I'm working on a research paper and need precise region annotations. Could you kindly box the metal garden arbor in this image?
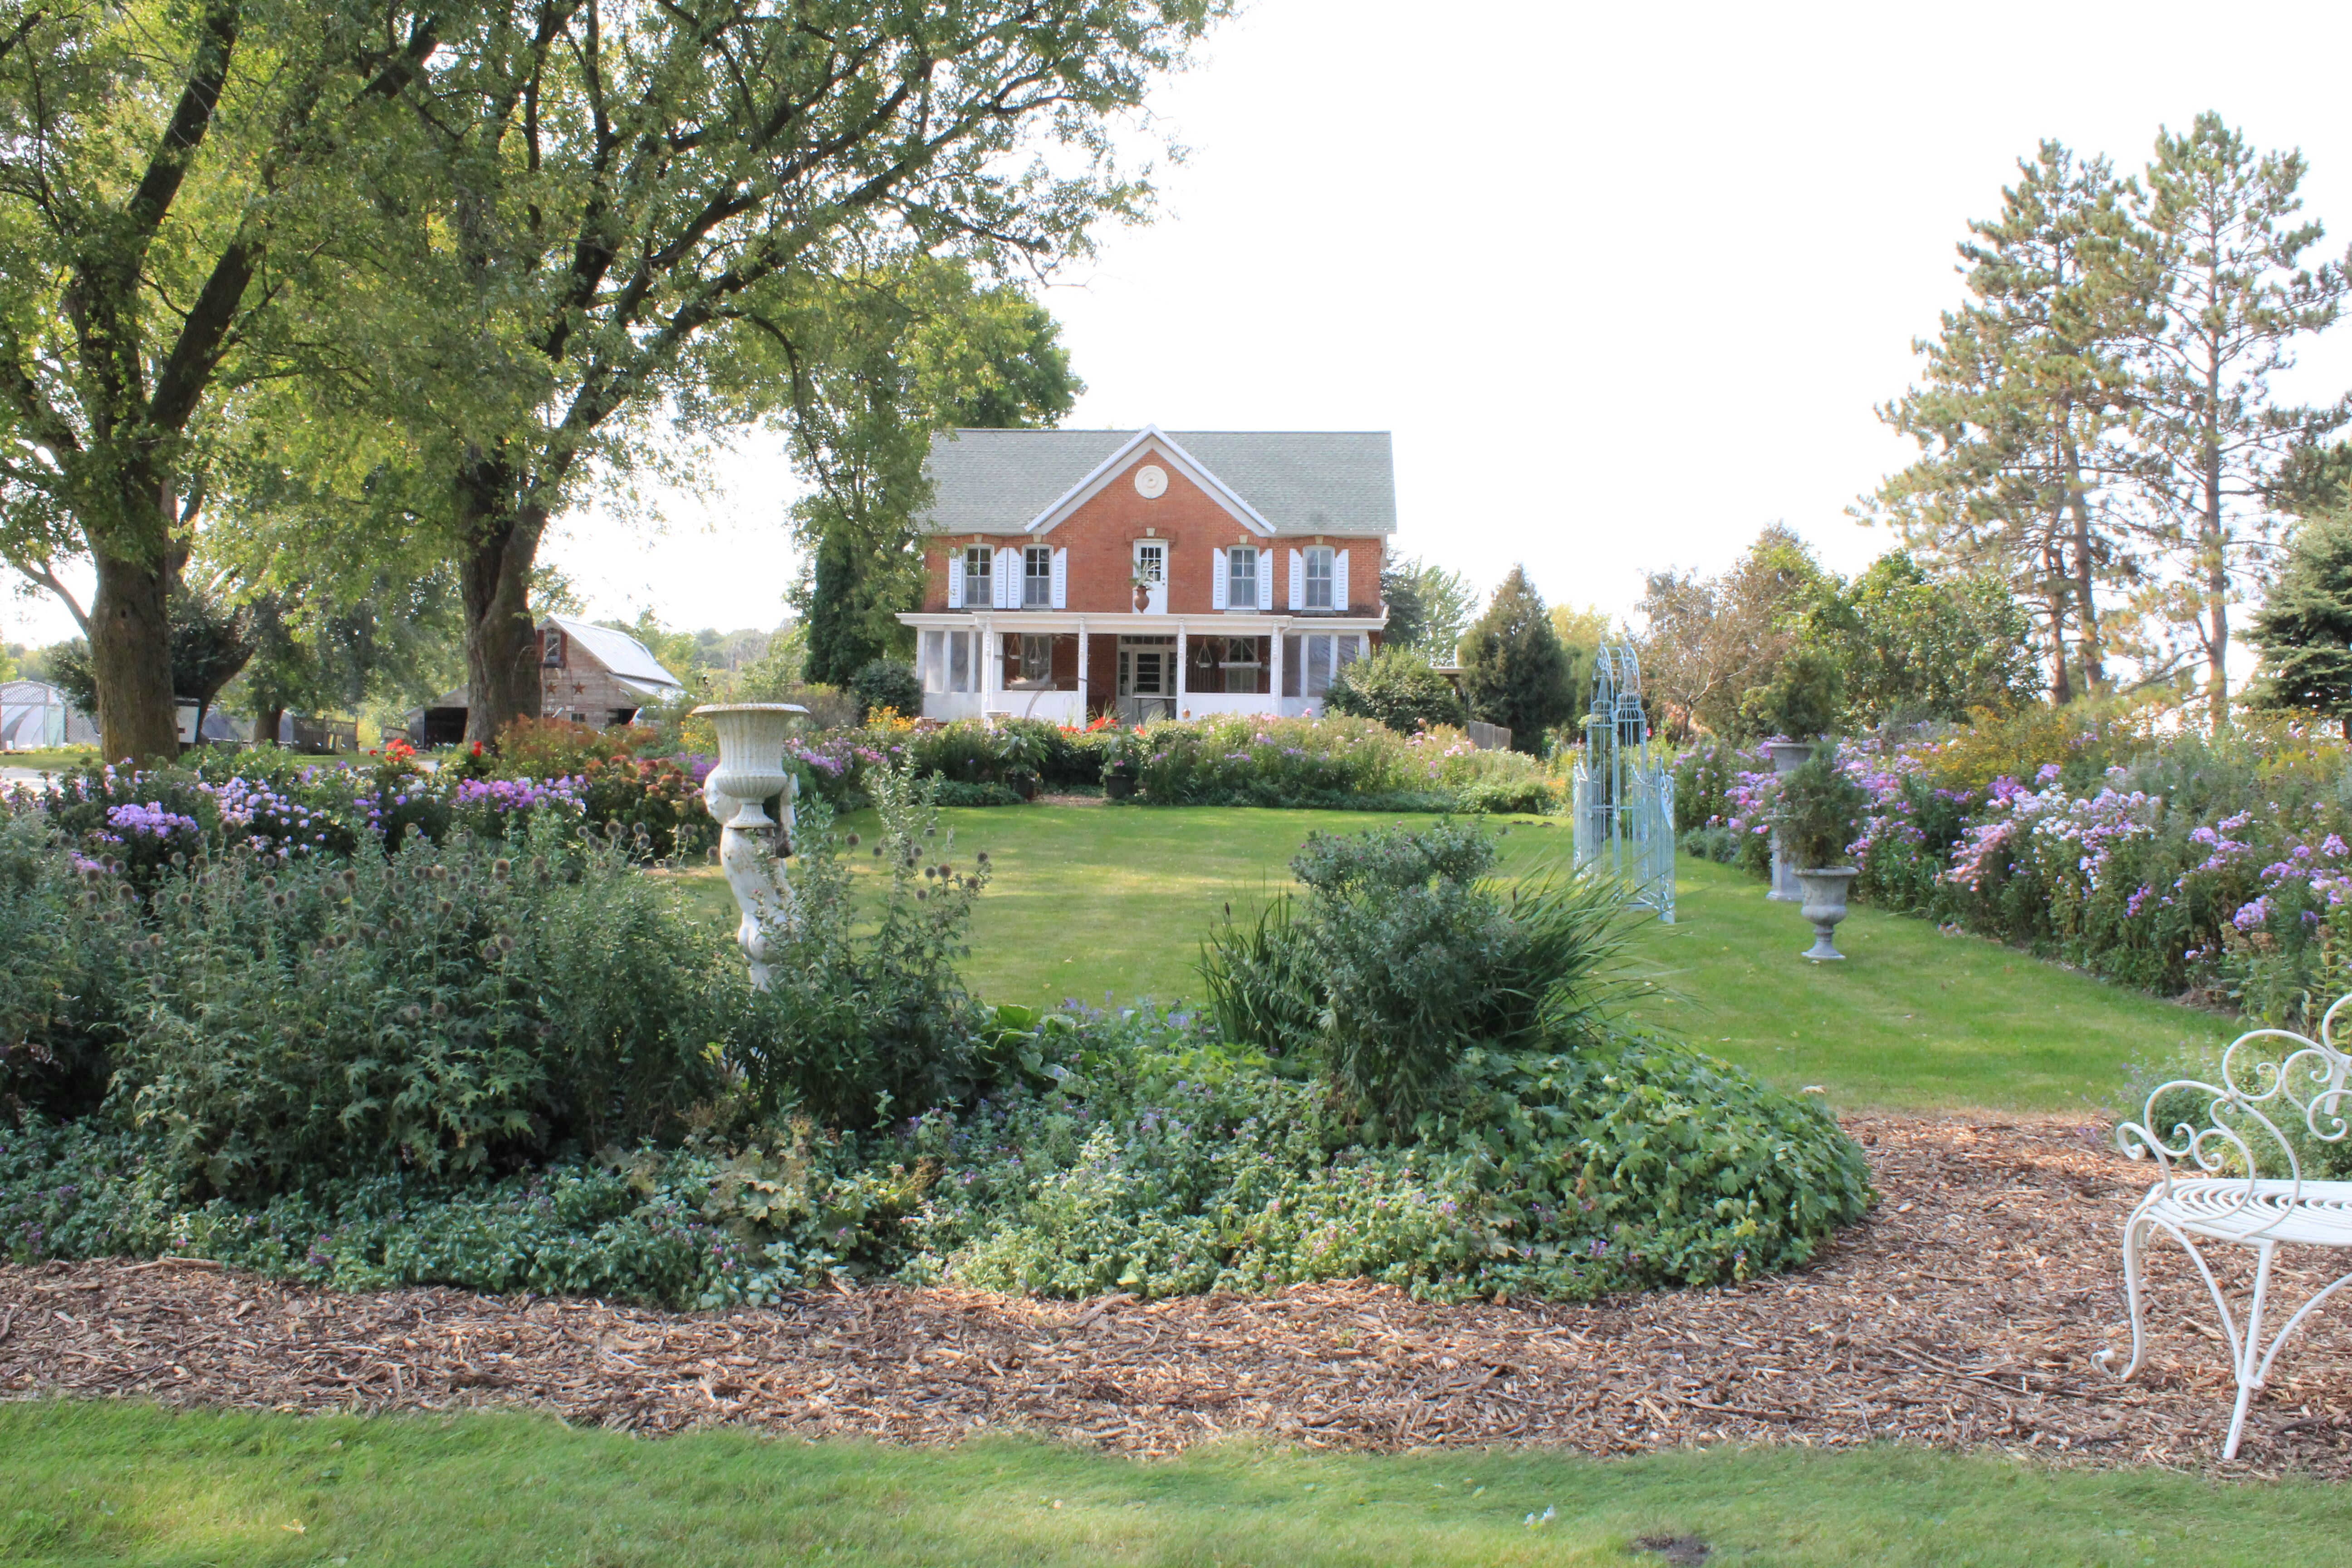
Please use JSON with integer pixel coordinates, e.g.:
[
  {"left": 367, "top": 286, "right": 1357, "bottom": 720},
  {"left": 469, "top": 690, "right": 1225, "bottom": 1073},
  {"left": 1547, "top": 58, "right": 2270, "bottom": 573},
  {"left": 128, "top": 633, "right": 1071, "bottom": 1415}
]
[{"left": 1572, "top": 644, "right": 1675, "bottom": 922}]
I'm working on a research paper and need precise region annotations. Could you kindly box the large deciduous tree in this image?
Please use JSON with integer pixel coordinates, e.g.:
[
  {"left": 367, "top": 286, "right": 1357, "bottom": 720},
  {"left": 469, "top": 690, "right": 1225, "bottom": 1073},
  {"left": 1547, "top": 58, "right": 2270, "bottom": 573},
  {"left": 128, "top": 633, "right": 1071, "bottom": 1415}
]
[
  {"left": 1635, "top": 524, "right": 1827, "bottom": 741},
  {"left": 1870, "top": 142, "right": 2144, "bottom": 705},
  {"left": 332, "top": 0, "right": 1219, "bottom": 742},
  {"left": 0, "top": 2, "right": 435, "bottom": 762},
  {"left": 2126, "top": 113, "right": 2349, "bottom": 727},
  {"left": 742, "top": 261, "right": 1080, "bottom": 687}
]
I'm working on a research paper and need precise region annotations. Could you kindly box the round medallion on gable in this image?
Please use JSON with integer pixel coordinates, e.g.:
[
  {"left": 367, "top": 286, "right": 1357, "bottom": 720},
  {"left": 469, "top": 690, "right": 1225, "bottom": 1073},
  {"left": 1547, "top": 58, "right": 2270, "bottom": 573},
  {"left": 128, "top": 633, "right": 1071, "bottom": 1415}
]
[{"left": 1133, "top": 463, "right": 1168, "bottom": 499}]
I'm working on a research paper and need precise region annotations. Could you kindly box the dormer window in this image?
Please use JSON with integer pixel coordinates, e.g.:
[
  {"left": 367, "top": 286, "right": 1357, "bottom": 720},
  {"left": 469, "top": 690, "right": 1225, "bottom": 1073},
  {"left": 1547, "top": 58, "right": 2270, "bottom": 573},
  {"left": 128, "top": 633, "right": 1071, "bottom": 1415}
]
[{"left": 1303, "top": 546, "right": 1334, "bottom": 610}]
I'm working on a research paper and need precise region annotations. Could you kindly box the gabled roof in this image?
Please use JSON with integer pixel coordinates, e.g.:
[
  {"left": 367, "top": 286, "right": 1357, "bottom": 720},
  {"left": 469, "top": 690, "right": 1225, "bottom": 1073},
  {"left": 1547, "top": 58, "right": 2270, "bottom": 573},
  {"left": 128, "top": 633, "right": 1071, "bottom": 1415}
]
[
  {"left": 545, "top": 615, "right": 683, "bottom": 691},
  {"left": 922, "top": 426, "right": 1397, "bottom": 537}
]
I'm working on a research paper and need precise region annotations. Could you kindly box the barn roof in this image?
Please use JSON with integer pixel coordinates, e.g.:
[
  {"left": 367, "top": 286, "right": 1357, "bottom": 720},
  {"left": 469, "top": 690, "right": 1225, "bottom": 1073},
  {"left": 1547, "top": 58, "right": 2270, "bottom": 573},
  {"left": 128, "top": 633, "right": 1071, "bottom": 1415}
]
[{"left": 545, "top": 616, "right": 683, "bottom": 692}]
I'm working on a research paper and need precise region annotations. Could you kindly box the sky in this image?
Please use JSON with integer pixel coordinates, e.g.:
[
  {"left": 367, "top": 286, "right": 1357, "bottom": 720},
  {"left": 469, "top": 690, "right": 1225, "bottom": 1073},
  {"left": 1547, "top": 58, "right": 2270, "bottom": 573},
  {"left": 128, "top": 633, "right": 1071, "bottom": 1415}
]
[{"left": 14, "top": 0, "right": 2352, "bottom": 649}]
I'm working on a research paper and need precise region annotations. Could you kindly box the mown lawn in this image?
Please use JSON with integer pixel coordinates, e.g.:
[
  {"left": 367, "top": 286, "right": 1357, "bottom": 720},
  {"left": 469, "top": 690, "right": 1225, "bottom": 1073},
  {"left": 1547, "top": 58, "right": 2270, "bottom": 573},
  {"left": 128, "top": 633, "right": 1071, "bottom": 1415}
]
[
  {"left": 672, "top": 804, "right": 2233, "bottom": 1114},
  {"left": 0, "top": 745, "right": 98, "bottom": 774},
  {"left": 5, "top": 1401, "right": 2347, "bottom": 1568}
]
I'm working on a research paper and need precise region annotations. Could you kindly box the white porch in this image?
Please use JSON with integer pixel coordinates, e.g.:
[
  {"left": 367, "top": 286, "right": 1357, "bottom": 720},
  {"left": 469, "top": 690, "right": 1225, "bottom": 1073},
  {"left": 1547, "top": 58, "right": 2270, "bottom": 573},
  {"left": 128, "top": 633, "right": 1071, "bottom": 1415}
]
[{"left": 904, "top": 610, "right": 1381, "bottom": 727}]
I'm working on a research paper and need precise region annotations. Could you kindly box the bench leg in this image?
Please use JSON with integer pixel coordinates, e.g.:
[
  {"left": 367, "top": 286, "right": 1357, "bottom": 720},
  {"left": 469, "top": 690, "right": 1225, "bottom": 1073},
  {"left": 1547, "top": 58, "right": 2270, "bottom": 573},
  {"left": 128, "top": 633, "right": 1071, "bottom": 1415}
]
[{"left": 2222, "top": 1241, "right": 2275, "bottom": 1462}]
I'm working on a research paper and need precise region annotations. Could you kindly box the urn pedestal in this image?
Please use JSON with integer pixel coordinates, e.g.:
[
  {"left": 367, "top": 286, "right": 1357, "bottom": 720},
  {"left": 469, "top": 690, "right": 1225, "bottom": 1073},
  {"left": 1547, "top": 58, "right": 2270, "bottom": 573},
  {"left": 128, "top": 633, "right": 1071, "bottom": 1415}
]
[
  {"left": 1794, "top": 867, "right": 1859, "bottom": 962},
  {"left": 693, "top": 702, "right": 808, "bottom": 988},
  {"left": 1764, "top": 740, "right": 1817, "bottom": 902}
]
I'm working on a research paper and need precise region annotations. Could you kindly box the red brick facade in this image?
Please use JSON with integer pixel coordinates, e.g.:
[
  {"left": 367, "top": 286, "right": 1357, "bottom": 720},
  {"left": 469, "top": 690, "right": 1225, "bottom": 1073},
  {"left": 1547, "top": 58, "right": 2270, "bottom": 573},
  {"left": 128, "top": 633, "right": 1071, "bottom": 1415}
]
[{"left": 920, "top": 452, "right": 1384, "bottom": 615}]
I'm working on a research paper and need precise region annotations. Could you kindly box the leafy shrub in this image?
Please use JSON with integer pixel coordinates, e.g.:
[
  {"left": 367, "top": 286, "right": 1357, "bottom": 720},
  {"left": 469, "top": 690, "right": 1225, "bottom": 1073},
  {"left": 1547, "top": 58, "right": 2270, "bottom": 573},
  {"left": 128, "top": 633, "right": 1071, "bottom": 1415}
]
[
  {"left": 1133, "top": 714, "right": 1553, "bottom": 813},
  {"left": 3, "top": 1006, "right": 1872, "bottom": 1307},
  {"left": 1205, "top": 823, "right": 1645, "bottom": 1124},
  {"left": 1678, "top": 824, "right": 1741, "bottom": 864},
  {"left": 1773, "top": 751, "right": 1866, "bottom": 869},
  {"left": 0, "top": 808, "right": 128, "bottom": 1118},
  {"left": 730, "top": 760, "right": 994, "bottom": 1124},
  {"left": 850, "top": 659, "right": 923, "bottom": 721},
  {"left": 109, "top": 818, "right": 735, "bottom": 1197},
  {"left": 903, "top": 1010, "right": 1871, "bottom": 1302},
  {"left": 1323, "top": 647, "right": 1464, "bottom": 733},
  {"left": 930, "top": 779, "right": 1024, "bottom": 807}
]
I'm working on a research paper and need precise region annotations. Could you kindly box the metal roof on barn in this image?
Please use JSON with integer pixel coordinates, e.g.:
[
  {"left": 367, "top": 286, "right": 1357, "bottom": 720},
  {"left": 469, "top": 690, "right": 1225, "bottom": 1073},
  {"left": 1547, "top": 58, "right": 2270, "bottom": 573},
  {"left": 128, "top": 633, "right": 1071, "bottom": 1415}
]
[
  {"left": 544, "top": 615, "right": 684, "bottom": 695},
  {"left": 921, "top": 427, "right": 1397, "bottom": 537}
]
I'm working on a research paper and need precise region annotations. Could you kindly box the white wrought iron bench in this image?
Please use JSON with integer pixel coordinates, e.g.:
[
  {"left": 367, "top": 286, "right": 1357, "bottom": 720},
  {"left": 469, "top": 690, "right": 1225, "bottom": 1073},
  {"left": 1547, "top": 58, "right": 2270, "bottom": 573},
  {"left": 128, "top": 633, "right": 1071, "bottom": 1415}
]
[{"left": 2097, "top": 997, "right": 2352, "bottom": 1458}]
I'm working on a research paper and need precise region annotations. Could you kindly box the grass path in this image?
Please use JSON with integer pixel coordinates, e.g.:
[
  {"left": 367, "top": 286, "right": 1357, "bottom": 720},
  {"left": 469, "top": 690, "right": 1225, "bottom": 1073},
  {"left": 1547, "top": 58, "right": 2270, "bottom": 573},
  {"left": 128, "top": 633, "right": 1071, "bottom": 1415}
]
[
  {"left": 5, "top": 1402, "right": 2347, "bottom": 1568},
  {"left": 673, "top": 804, "right": 2233, "bottom": 1114}
]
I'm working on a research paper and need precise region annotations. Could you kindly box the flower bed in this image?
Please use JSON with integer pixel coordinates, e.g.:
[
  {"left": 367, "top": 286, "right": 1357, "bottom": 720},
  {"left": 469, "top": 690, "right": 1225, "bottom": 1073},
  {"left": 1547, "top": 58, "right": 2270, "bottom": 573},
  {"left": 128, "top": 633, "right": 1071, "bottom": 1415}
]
[{"left": 1673, "top": 707, "right": 2352, "bottom": 1024}]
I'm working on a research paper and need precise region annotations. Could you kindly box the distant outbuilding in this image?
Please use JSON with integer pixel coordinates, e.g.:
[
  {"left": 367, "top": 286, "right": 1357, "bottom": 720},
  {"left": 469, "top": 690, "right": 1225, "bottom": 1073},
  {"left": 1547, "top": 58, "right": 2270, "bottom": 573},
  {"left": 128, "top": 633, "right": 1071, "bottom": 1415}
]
[{"left": 408, "top": 615, "right": 685, "bottom": 744}]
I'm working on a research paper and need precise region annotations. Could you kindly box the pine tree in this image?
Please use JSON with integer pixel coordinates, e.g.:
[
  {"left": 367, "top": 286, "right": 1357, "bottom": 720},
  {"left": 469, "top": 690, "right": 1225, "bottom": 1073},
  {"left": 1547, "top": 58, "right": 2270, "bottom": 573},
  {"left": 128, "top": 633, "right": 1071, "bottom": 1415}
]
[
  {"left": 2129, "top": 113, "right": 2350, "bottom": 726},
  {"left": 1871, "top": 142, "right": 2144, "bottom": 704},
  {"left": 1457, "top": 566, "right": 1574, "bottom": 752},
  {"left": 2248, "top": 509, "right": 2352, "bottom": 725}
]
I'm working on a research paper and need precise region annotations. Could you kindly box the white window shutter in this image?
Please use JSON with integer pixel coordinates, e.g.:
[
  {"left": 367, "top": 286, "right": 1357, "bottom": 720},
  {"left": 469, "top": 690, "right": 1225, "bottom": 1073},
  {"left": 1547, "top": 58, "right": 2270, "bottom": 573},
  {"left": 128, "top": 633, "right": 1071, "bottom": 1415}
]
[
  {"left": 1288, "top": 550, "right": 1305, "bottom": 611},
  {"left": 1212, "top": 548, "right": 1229, "bottom": 610},
  {"left": 1051, "top": 547, "right": 1068, "bottom": 609},
  {"left": 1333, "top": 549, "right": 1350, "bottom": 613},
  {"left": 1257, "top": 552, "right": 1274, "bottom": 610},
  {"left": 946, "top": 552, "right": 964, "bottom": 609},
  {"left": 995, "top": 548, "right": 1017, "bottom": 608}
]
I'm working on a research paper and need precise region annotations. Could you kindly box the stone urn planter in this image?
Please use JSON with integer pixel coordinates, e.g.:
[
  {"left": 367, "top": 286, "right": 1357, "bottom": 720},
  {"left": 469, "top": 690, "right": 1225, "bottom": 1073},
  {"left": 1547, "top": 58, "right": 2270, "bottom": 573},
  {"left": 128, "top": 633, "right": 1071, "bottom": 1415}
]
[
  {"left": 1763, "top": 740, "right": 1816, "bottom": 902},
  {"left": 1132, "top": 580, "right": 1152, "bottom": 612},
  {"left": 693, "top": 702, "right": 807, "bottom": 989},
  {"left": 1104, "top": 760, "right": 1139, "bottom": 800},
  {"left": 1794, "top": 867, "right": 1859, "bottom": 961}
]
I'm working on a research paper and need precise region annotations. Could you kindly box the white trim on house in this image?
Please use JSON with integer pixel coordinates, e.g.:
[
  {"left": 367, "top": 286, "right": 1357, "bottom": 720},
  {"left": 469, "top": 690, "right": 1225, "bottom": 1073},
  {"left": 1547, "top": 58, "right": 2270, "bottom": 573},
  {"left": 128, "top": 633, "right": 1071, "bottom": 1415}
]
[{"left": 1020, "top": 425, "right": 1277, "bottom": 539}]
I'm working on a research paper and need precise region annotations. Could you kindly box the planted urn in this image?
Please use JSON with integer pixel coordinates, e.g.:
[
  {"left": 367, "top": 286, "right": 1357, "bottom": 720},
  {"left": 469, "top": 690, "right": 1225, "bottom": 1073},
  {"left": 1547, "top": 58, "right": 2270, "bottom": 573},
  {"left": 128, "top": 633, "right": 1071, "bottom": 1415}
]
[{"left": 1770, "top": 750, "right": 1866, "bottom": 962}]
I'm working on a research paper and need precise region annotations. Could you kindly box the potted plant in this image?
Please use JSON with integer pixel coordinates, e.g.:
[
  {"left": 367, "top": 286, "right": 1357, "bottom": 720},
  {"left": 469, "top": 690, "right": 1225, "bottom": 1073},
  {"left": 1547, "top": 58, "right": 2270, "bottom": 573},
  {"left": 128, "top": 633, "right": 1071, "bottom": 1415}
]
[
  {"left": 1131, "top": 570, "right": 1154, "bottom": 612},
  {"left": 1742, "top": 650, "right": 1845, "bottom": 902},
  {"left": 1771, "top": 750, "right": 1867, "bottom": 961},
  {"left": 1102, "top": 728, "right": 1144, "bottom": 800}
]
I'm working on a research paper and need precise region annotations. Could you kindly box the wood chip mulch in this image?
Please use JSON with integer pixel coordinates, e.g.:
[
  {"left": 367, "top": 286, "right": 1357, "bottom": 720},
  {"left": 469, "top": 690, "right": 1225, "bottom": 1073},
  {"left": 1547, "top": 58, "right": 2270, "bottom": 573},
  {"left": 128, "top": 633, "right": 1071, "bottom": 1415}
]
[{"left": 6, "top": 1115, "right": 2352, "bottom": 1474}]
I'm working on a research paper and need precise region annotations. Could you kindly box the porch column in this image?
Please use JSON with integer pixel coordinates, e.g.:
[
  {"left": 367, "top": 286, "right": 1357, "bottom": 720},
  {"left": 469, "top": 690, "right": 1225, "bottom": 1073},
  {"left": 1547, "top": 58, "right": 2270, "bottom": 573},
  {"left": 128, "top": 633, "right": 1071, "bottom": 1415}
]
[
  {"left": 981, "top": 615, "right": 995, "bottom": 714},
  {"left": 1175, "top": 620, "right": 1188, "bottom": 711},
  {"left": 1077, "top": 621, "right": 1089, "bottom": 719},
  {"left": 1269, "top": 626, "right": 1285, "bottom": 711}
]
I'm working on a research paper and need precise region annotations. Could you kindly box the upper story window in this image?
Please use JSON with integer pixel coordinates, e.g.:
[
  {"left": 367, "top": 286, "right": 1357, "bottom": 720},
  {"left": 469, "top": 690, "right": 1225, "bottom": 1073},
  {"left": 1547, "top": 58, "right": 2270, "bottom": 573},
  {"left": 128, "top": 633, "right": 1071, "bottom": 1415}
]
[
  {"left": 1227, "top": 546, "right": 1259, "bottom": 610},
  {"left": 1024, "top": 546, "right": 1054, "bottom": 608},
  {"left": 1303, "top": 545, "right": 1334, "bottom": 610},
  {"left": 540, "top": 628, "right": 565, "bottom": 668},
  {"left": 961, "top": 545, "right": 991, "bottom": 606}
]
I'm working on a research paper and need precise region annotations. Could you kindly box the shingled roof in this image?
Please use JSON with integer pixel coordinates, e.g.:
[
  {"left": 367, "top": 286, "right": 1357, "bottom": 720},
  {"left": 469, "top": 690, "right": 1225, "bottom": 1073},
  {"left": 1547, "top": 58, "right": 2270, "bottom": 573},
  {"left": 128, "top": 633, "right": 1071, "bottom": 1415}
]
[{"left": 921, "top": 427, "right": 1396, "bottom": 537}]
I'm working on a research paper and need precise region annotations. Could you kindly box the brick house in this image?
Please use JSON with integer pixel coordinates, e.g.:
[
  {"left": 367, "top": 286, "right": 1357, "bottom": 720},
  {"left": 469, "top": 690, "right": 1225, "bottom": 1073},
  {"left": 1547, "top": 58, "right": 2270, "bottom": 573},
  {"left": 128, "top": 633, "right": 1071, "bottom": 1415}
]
[
  {"left": 899, "top": 426, "right": 1392, "bottom": 723},
  {"left": 409, "top": 615, "right": 684, "bottom": 744}
]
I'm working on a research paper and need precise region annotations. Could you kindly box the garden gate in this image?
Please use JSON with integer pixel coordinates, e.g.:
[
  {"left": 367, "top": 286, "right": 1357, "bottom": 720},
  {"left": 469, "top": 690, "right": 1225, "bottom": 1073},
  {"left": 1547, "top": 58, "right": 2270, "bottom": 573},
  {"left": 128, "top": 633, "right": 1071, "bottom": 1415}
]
[{"left": 1572, "top": 644, "right": 1675, "bottom": 922}]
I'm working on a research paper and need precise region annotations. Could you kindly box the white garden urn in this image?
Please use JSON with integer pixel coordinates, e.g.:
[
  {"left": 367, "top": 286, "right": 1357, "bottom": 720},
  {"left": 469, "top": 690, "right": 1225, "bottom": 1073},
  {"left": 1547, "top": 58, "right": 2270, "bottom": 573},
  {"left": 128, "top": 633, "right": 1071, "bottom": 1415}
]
[{"left": 694, "top": 702, "right": 808, "bottom": 989}]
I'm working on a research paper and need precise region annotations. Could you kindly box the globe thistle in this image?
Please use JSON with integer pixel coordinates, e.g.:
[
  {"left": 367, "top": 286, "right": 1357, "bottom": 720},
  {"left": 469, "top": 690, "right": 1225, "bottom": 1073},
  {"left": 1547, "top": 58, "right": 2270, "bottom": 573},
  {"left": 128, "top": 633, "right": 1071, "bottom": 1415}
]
[
  {"left": 492, "top": 858, "right": 512, "bottom": 881},
  {"left": 846, "top": 833, "right": 861, "bottom": 847}
]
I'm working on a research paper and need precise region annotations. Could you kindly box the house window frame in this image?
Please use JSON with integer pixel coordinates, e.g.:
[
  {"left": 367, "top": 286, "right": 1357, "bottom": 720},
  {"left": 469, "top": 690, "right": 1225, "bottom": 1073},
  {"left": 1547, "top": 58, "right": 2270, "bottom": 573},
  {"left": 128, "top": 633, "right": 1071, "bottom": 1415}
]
[
  {"left": 961, "top": 545, "right": 991, "bottom": 607},
  {"left": 1227, "top": 545, "right": 1258, "bottom": 611},
  {"left": 1023, "top": 546, "right": 1054, "bottom": 608},
  {"left": 1303, "top": 545, "right": 1334, "bottom": 611}
]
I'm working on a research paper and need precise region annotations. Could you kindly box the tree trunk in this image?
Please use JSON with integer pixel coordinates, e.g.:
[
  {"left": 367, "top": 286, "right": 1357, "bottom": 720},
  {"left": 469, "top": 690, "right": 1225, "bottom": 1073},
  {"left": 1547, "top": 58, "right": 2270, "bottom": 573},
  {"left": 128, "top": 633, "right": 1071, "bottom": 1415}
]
[
  {"left": 256, "top": 703, "right": 284, "bottom": 748},
  {"left": 88, "top": 547, "right": 182, "bottom": 765},
  {"left": 2058, "top": 428, "right": 2107, "bottom": 695},
  {"left": 457, "top": 457, "right": 545, "bottom": 745},
  {"left": 2040, "top": 524, "right": 2074, "bottom": 706}
]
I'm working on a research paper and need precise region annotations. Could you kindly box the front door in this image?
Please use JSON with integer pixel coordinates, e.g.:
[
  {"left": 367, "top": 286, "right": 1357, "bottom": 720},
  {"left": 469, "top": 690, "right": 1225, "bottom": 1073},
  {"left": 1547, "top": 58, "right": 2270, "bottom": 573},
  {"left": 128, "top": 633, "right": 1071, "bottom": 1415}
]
[
  {"left": 1132, "top": 540, "right": 1167, "bottom": 614},
  {"left": 1117, "top": 637, "right": 1176, "bottom": 723}
]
